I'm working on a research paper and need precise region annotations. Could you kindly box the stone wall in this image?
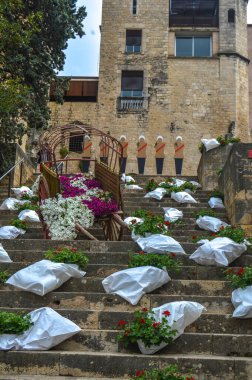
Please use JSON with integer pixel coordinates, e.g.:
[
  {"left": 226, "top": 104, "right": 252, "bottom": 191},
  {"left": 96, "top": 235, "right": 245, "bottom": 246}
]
[
  {"left": 49, "top": 0, "right": 250, "bottom": 175},
  {"left": 219, "top": 143, "right": 252, "bottom": 234}
]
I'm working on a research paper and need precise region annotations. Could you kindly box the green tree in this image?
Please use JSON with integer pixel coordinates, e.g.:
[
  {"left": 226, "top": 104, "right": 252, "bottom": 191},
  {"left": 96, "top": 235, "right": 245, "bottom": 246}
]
[{"left": 0, "top": 0, "right": 86, "bottom": 144}]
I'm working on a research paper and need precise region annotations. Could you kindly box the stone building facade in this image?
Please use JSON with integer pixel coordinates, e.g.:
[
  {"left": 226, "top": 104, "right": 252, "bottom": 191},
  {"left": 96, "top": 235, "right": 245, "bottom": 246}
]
[{"left": 49, "top": 0, "right": 250, "bottom": 175}]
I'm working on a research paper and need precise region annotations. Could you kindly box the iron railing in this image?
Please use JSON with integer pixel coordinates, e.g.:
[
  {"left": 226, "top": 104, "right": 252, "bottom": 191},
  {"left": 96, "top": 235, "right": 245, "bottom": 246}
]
[{"left": 118, "top": 97, "right": 144, "bottom": 111}]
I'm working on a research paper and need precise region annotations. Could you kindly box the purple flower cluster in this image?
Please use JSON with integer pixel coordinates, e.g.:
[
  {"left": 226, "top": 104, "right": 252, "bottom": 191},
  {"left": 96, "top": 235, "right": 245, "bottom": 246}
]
[
  {"left": 60, "top": 175, "right": 102, "bottom": 198},
  {"left": 59, "top": 174, "right": 118, "bottom": 217},
  {"left": 83, "top": 198, "right": 118, "bottom": 218}
]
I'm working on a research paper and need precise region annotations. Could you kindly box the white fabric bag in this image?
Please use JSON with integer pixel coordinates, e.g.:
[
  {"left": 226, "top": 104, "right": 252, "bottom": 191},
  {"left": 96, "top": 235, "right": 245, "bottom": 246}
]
[
  {"left": 190, "top": 237, "right": 247, "bottom": 267},
  {"left": 190, "top": 181, "right": 202, "bottom": 189},
  {"left": 124, "top": 217, "right": 143, "bottom": 227},
  {"left": 0, "top": 198, "right": 30, "bottom": 211},
  {"left": 0, "top": 307, "right": 81, "bottom": 350},
  {"left": 163, "top": 208, "right": 183, "bottom": 223},
  {"left": 125, "top": 184, "right": 143, "bottom": 190},
  {"left": 232, "top": 286, "right": 252, "bottom": 318},
  {"left": 18, "top": 210, "right": 40, "bottom": 223},
  {"left": 171, "top": 192, "right": 197, "bottom": 204},
  {"left": 0, "top": 243, "right": 12, "bottom": 262},
  {"left": 171, "top": 178, "right": 186, "bottom": 187},
  {"left": 208, "top": 197, "right": 225, "bottom": 209},
  {"left": 139, "top": 301, "right": 205, "bottom": 355},
  {"left": 0, "top": 226, "right": 26, "bottom": 239},
  {"left": 136, "top": 234, "right": 186, "bottom": 255},
  {"left": 144, "top": 188, "right": 167, "bottom": 201},
  {"left": 196, "top": 216, "right": 229, "bottom": 232},
  {"left": 102, "top": 266, "right": 170, "bottom": 305},
  {"left": 201, "top": 138, "right": 220, "bottom": 152},
  {"left": 6, "top": 260, "right": 85, "bottom": 296},
  {"left": 121, "top": 174, "right": 135, "bottom": 183},
  {"left": 11, "top": 186, "right": 33, "bottom": 198},
  {"left": 138, "top": 301, "right": 205, "bottom": 355}
]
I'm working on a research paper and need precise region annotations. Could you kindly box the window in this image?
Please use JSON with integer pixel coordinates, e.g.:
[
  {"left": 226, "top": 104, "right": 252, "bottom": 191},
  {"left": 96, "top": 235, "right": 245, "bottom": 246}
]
[
  {"left": 132, "top": 0, "right": 137, "bottom": 15},
  {"left": 170, "top": 0, "right": 219, "bottom": 27},
  {"left": 176, "top": 36, "right": 211, "bottom": 57},
  {"left": 69, "top": 135, "right": 83, "bottom": 153},
  {"left": 121, "top": 71, "right": 143, "bottom": 97},
  {"left": 126, "top": 30, "right": 142, "bottom": 53},
  {"left": 228, "top": 9, "right": 235, "bottom": 23}
]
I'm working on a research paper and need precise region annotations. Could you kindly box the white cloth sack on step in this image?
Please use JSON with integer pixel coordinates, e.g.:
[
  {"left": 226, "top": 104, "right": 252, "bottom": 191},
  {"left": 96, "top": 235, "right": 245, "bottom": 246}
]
[
  {"left": 201, "top": 138, "right": 220, "bottom": 152},
  {"left": 18, "top": 210, "right": 40, "bottom": 223},
  {"left": 102, "top": 266, "right": 170, "bottom": 305},
  {"left": 6, "top": 260, "right": 85, "bottom": 296},
  {"left": 171, "top": 192, "right": 197, "bottom": 204},
  {"left": 163, "top": 208, "right": 183, "bottom": 223},
  {"left": 138, "top": 301, "right": 205, "bottom": 355},
  {"left": 190, "top": 181, "right": 202, "bottom": 189},
  {"left": 144, "top": 188, "right": 167, "bottom": 201},
  {"left": 0, "top": 198, "right": 30, "bottom": 211},
  {"left": 0, "top": 226, "right": 25, "bottom": 239},
  {"left": 136, "top": 234, "right": 186, "bottom": 255},
  {"left": 121, "top": 174, "right": 135, "bottom": 183},
  {"left": 11, "top": 186, "right": 33, "bottom": 198},
  {"left": 0, "top": 243, "right": 12, "bottom": 262},
  {"left": 208, "top": 197, "right": 225, "bottom": 209},
  {"left": 189, "top": 237, "right": 247, "bottom": 267},
  {"left": 148, "top": 301, "right": 205, "bottom": 354},
  {"left": 125, "top": 184, "right": 143, "bottom": 190},
  {"left": 0, "top": 307, "right": 81, "bottom": 350},
  {"left": 124, "top": 217, "right": 143, "bottom": 227},
  {"left": 171, "top": 178, "right": 186, "bottom": 187},
  {"left": 232, "top": 286, "right": 252, "bottom": 318},
  {"left": 196, "top": 216, "right": 229, "bottom": 233}
]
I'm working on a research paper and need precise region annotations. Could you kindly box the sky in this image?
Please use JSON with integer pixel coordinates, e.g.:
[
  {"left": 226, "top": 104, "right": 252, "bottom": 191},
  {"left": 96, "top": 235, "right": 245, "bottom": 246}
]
[{"left": 61, "top": 0, "right": 252, "bottom": 77}]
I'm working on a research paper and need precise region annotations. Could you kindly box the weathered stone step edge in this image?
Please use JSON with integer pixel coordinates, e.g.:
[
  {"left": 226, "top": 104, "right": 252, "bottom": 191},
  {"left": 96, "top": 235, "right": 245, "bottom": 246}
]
[
  {"left": 0, "top": 292, "right": 233, "bottom": 314},
  {"left": 0, "top": 278, "right": 233, "bottom": 296},
  {"left": 0, "top": 351, "right": 251, "bottom": 379},
  {"left": 0, "top": 307, "right": 249, "bottom": 335},
  {"left": 52, "top": 330, "right": 252, "bottom": 358},
  {"left": 0, "top": 377, "right": 123, "bottom": 380},
  {"left": 0, "top": 263, "right": 230, "bottom": 281},
  {"left": 4, "top": 250, "right": 251, "bottom": 266}
]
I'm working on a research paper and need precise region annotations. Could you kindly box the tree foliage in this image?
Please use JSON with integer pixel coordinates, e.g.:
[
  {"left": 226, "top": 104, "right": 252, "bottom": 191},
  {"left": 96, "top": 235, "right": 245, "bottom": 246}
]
[{"left": 0, "top": 0, "right": 87, "bottom": 143}]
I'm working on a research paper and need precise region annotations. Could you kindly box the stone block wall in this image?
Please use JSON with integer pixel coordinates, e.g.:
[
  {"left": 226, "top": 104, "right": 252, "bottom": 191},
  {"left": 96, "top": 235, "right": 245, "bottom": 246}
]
[{"left": 219, "top": 143, "right": 252, "bottom": 234}]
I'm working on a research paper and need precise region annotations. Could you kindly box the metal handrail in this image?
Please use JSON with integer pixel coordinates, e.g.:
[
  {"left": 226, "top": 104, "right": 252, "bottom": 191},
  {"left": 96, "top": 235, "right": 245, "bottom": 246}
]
[{"left": 0, "top": 158, "right": 24, "bottom": 182}]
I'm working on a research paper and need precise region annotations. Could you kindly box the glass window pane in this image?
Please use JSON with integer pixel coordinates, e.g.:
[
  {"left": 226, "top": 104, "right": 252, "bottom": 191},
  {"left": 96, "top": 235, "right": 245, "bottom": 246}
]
[
  {"left": 126, "top": 30, "right": 142, "bottom": 46},
  {"left": 194, "top": 37, "right": 211, "bottom": 57},
  {"left": 121, "top": 71, "right": 143, "bottom": 91},
  {"left": 176, "top": 37, "right": 193, "bottom": 57}
]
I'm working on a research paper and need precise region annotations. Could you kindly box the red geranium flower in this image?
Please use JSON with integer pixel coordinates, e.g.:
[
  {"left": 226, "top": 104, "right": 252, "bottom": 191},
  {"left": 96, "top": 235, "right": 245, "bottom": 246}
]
[
  {"left": 165, "top": 221, "right": 171, "bottom": 226},
  {"left": 237, "top": 268, "right": 245, "bottom": 276},
  {"left": 136, "top": 370, "right": 145, "bottom": 377},
  {"left": 186, "top": 377, "right": 195, "bottom": 380},
  {"left": 139, "top": 251, "right": 145, "bottom": 255},
  {"left": 171, "top": 253, "right": 176, "bottom": 258},
  {"left": 152, "top": 322, "right": 161, "bottom": 328},
  {"left": 162, "top": 310, "right": 171, "bottom": 317},
  {"left": 192, "top": 236, "right": 197, "bottom": 240},
  {"left": 142, "top": 308, "right": 148, "bottom": 312},
  {"left": 118, "top": 320, "right": 127, "bottom": 327},
  {"left": 140, "top": 319, "right": 146, "bottom": 324}
]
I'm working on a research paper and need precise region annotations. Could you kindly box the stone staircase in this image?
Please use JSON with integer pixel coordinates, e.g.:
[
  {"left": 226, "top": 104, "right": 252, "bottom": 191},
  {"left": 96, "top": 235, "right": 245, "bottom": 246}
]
[{"left": 0, "top": 175, "right": 252, "bottom": 379}]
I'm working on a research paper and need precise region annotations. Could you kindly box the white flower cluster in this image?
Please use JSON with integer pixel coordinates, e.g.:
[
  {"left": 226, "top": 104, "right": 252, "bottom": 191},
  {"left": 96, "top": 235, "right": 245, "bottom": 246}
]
[
  {"left": 85, "top": 188, "right": 103, "bottom": 197},
  {"left": 31, "top": 175, "right": 41, "bottom": 195},
  {"left": 70, "top": 179, "right": 88, "bottom": 190},
  {"left": 40, "top": 195, "right": 94, "bottom": 240}
]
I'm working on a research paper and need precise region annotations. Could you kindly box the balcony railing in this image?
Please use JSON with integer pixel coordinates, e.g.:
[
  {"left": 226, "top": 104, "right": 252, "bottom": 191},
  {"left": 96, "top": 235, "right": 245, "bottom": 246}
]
[{"left": 118, "top": 97, "right": 144, "bottom": 111}]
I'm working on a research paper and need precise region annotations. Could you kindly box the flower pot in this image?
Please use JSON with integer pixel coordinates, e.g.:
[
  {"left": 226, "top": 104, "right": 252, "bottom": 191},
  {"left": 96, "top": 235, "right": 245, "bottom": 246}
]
[{"left": 137, "top": 339, "right": 168, "bottom": 355}]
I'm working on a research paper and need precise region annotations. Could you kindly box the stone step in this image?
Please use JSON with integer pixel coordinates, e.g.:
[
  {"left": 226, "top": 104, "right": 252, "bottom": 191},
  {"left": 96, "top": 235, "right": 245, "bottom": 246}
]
[
  {"left": 0, "top": 277, "right": 232, "bottom": 296},
  {"left": 0, "top": 291, "right": 233, "bottom": 314},
  {"left": 0, "top": 351, "right": 250, "bottom": 379},
  {"left": 3, "top": 249, "right": 252, "bottom": 268},
  {"left": 0, "top": 307, "right": 248, "bottom": 335},
  {"left": 0, "top": 262, "right": 229, "bottom": 281},
  {"left": 0, "top": 377, "right": 123, "bottom": 380},
  {"left": 51, "top": 330, "right": 252, "bottom": 358}
]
